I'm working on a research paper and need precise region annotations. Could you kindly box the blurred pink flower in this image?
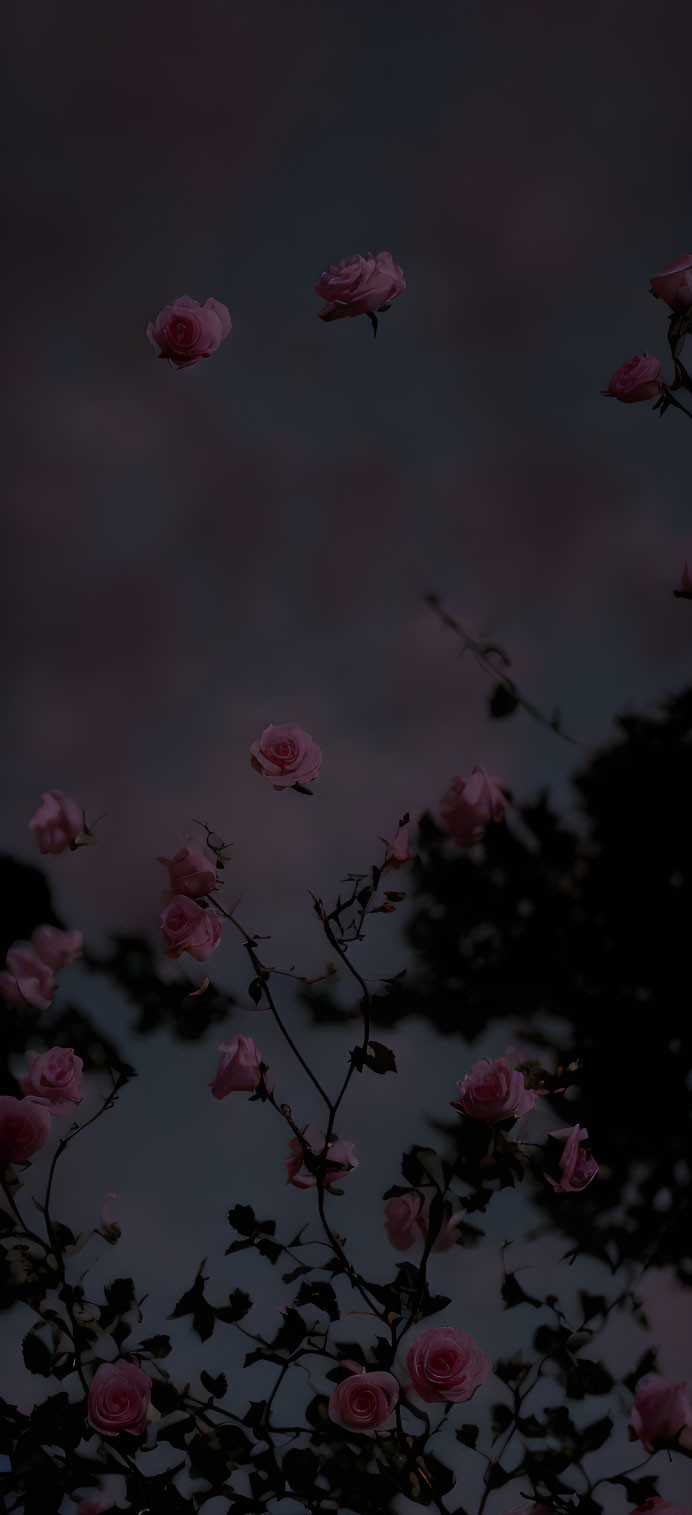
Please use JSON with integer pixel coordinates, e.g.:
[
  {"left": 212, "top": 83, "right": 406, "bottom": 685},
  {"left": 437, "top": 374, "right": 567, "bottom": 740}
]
[
  {"left": 29, "top": 789, "right": 84, "bottom": 855},
  {"left": 628, "top": 1372, "right": 692, "bottom": 1453},
  {"left": 328, "top": 1369, "right": 399, "bottom": 1431},
  {"left": 146, "top": 294, "right": 231, "bottom": 369},
  {"left": 650, "top": 253, "right": 692, "bottom": 310},
  {"left": 546, "top": 1124, "right": 599, "bottom": 1192},
  {"left": 0, "top": 947, "right": 56, "bottom": 1010},
  {"left": 285, "top": 1122, "right": 358, "bottom": 1188},
  {"left": 601, "top": 351, "right": 663, "bottom": 404},
  {"left": 384, "top": 1189, "right": 464, "bottom": 1252},
  {"left": 315, "top": 251, "right": 405, "bottom": 321},
  {"left": 406, "top": 1325, "right": 491, "bottom": 1404},
  {"left": 157, "top": 843, "right": 217, "bottom": 899},
  {"left": 19, "top": 1047, "right": 83, "bottom": 1115},
  {"left": 378, "top": 815, "right": 410, "bottom": 867},
  {"left": 31, "top": 925, "right": 83, "bottom": 971},
  {"left": 0, "top": 1095, "right": 52, "bottom": 1166},
  {"left": 160, "top": 897, "right": 222, "bottom": 962},
  {"left": 250, "top": 723, "right": 322, "bottom": 789},
  {"left": 456, "top": 1056, "right": 535, "bottom": 1123},
  {"left": 440, "top": 766, "right": 506, "bottom": 846},
  {"left": 210, "top": 1034, "right": 275, "bottom": 1097}
]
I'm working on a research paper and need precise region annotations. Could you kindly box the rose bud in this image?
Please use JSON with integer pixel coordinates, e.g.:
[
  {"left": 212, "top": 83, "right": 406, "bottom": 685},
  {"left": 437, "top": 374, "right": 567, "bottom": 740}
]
[
  {"left": 19, "top": 1047, "right": 84, "bottom": 1115},
  {"left": 250, "top": 723, "right": 322, "bottom": 790},
  {"left": 86, "top": 1357, "right": 152, "bottom": 1437},
  {"left": 628, "top": 1372, "right": 692, "bottom": 1453},
  {"left": 601, "top": 351, "right": 663, "bottom": 404},
  {"left": 157, "top": 842, "right": 217, "bottom": 899},
  {"left": 285, "top": 1122, "right": 358, "bottom": 1188},
  {"left": 673, "top": 563, "right": 692, "bottom": 600},
  {"left": 31, "top": 925, "right": 83, "bottom": 971},
  {"left": 328, "top": 1369, "right": 399, "bottom": 1432},
  {"left": 29, "top": 789, "right": 85, "bottom": 855},
  {"left": 456, "top": 1056, "right": 535, "bottom": 1123},
  {"left": 378, "top": 815, "right": 410, "bottom": 868},
  {"left": 545, "top": 1123, "right": 599, "bottom": 1192},
  {"left": 650, "top": 253, "right": 692, "bottom": 310},
  {"left": 406, "top": 1325, "right": 491, "bottom": 1404},
  {"left": 210, "top": 1034, "right": 275, "bottom": 1097},
  {"left": 0, "top": 1096, "right": 52, "bottom": 1167},
  {"left": 315, "top": 251, "right": 406, "bottom": 323},
  {"left": 440, "top": 766, "right": 506, "bottom": 846},
  {"left": 146, "top": 294, "right": 231, "bottom": 369},
  {"left": 0, "top": 947, "right": 56, "bottom": 1010},
  {"left": 160, "top": 896, "right": 222, "bottom": 962}
]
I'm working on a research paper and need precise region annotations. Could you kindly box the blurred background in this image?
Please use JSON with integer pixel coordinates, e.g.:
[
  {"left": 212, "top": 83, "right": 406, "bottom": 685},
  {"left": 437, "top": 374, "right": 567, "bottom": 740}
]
[{"left": 3, "top": 2, "right": 692, "bottom": 1511}]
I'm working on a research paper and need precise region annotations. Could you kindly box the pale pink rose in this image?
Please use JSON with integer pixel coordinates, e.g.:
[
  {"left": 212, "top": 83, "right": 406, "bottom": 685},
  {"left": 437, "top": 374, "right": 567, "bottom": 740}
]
[
  {"left": 146, "top": 294, "right": 231, "bottom": 369},
  {"left": 546, "top": 1124, "right": 599, "bottom": 1192},
  {"left": 0, "top": 947, "right": 56, "bottom": 1010},
  {"left": 650, "top": 253, "right": 692, "bottom": 310},
  {"left": 601, "top": 351, "right": 663, "bottom": 404},
  {"left": 315, "top": 251, "right": 406, "bottom": 322},
  {"left": 0, "top": 1096, "right": 52, "bottom": 1167},
  {"left": 440, "top": 766, "right": 506, "bottom": 846},
  {"left": 19, "top": 1046, "right": 84, "bottom": 1115},
  {"left": 29, "top": 789, "right": 84, "bottom": 855},
  {"left": 160, "top": 896, "right": 222, "bottom": 961},
  {"left": 456, "top": 1056, "right": 535, "bottom": 1123},
  {"left": 157, "top": 843, "right": 217, "bottom": 899},
  {"left": 674, "top": 563, "right": 692, "bottom": 600},
  {"left": 86, "top": 1357, "right": 152, "bottom": 1437},
  {"left": 285, "top": 1122, "right": 358, "bottom": 1188},
  {"left": 328, "top": 1369, "right": 399, "bottom": 1431},
  {"left": 628, "top": 1373, "right": 692, "bottom": 1453},
  {"left": 210, "top": 1034, "right": 275, "bottom": 1098},
  {"left": 378, "top": 816, "right": 410, "bottom": 868},
  {"left": 384, "top": 1190, "right": 464, "bottom": 1252},
  {"left": 31, "top": 925, "right": 83, "bottom": 971},
  {"left": 250, "top": 723, "right": 322, "bottom": 790},
  {"left": 406, "top": 1325, "right": 491, "bottom": 1404}
]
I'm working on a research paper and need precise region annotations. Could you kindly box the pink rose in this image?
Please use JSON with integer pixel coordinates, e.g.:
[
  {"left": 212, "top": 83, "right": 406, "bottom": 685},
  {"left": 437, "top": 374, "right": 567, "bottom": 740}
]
[
  {"left": 315, "top": 251, "right": 406, "bottom": 322},
  {"left": 0, "top": 1096, "right": 52, "bottom": 1167},
  {"left": 378, "top": 816, "right": 410, "bottom": 868},
  {"left": 157, "top": 843, "right": 217, "bottom": 899},
  {"left": 0, "top": 947, "right": 56, "bottom": 1010},
  {"left": 146, "top": 294, "right": 231, "bottom": 369},
  {"left": 19, "top": 1046, "right": 84, "bottom": 1115},
  {"left": 87, "top": 1357, "right": 152, "bottom": 1437},
  {"left": 650, "top": 253, "right": 692, "bottom": 310},
  {"left": 328, "top": 1369, "right": 399, "bottom": 1431},
  {"left": 440, "top": 766, "right": 506, "bottom": 846},
  {"left": 160, "top": 897, "right": 222, "bottom": 962},
  {"left": 628, "top": 1373, "right": 692, "bottom": 1453},
  {"left": 384, "top": 1191, "right": 464, "bottom": 1253},
  {"left": 31, "top": 925, "right": 83, "bottom": 971},
  {"left": 285, "top": 1122, "right": 358, "bottom": 1188},
  {"left": 250, "top": 723, "right": 322, "bottom": 790},
  {"left": 406, "top": 1325, "right": 491, "bottom": 1404},
  {"left": 29, "top": 789, "right": 84, "bottom": 855},
  {"left": 674, "top": 563, "right": 692, "bottom": 600},
  {"left": 456, "top": 1057, "right": 535, "bottom": 1123},
  {"left": 601, "top": 351, "right": 663, "bottom": 404},
  {"left": 546, "top": 1124, "right": 599, "bottom": 1193},
  {"left": 210, "top": 1034, "right": 275, "bottom": 1098}
]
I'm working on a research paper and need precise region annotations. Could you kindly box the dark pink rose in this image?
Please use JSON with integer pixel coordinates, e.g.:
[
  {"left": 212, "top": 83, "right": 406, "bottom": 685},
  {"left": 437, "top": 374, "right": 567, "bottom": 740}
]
[
  {"left": 628, "top": 1373, "right": 692, "bottom": 1453},
  {"left": 31, "top": 925, "right": 83, "bottom": 971},
  {"left": 0, "top": 947, "right": 56, "bottom": 1010},
  {"left": 29, "top": 789, "right": 84, "bottom": 855},
  {"left": 650, "top": 253, "right": 692, "bottom": 310},
  {"left": 315, "top": 250, "right": 406, "bottom": 322},
  {"left": 0, "top": 1096, "right": 52, "bottom": 1167},
  {"left": 87, "top": 1357, "right": 151, "bottom": 1437},
  {"left": 250, "top": 723, "right": 322, "bottom": 790},
  {"left": 440, "top": 766, "right": 506, "bottom": 846},
  {"left": 19, "top": 1047, "right": 84, "bottom": 1115},
  {"left": 157, "top": 843, "right": 217, "bottom": 899},
  {"left": 210, "top": 1034, "right": 275, "bottom": 1097},
  {"left": 601, "top": 351, "right": 663, "bottom": 404},
  {"left": 546, "top": 1124, "right": 599, "bottom": 1193},
  {"left": 160, "top": 896, "right": 222, "bottom": 962},
  {"left": 406, "top": 1325, "right": 491, "bottom": 1404},
  {"left": 285, "top": 1122, "right": 358, "bottom": 1188},
  {"left": 146, "top": 294, "right": 231, "bottom": 369},
  {"left": 378, "top": 816, "right": 410, "bottom": 868},
  {"left": 674, "top": 563, "right": 692, "bottom": 600},
  {"left": 328, "top": 1369, "right": 399, "bottom": 1431},
  {"left": 456, "top": 1056, "right": 535, "bottom": 1123}
]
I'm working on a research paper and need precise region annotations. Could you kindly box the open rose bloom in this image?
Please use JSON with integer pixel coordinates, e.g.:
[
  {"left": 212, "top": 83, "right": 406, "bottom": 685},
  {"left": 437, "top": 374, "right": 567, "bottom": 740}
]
[
  {"left": 285, "top": 1122, "right": 358, "bottom": 1188},
  {"left": 210, "top": 1034, "right": 275, "bottom": 1098},
  {"left": 250, "top": 723, "right": 322, "bottom": 789},
  {"left": 0, "top": 947, "right": 56, "bottom": 1010},
  {"left": 315, "top": 251, "right": 405, "bottom": 321},
  {"left": 440, "top": 766, "right": 506, "bottom": 846},
  {"left": 546, "top": 1123, "right": 599, "bottom": 1192},
  {"left": 0, "top": 1096, "right": 52, "bottom": 1167},
  {"left": 456, "top": 1056, "right": 535, "bottom": 1123},
  {"left": 29, "top": 789, "right": 84, "bottom": 855},
  {"left": 160, "top": 896, "right": 222, "bottom": 961},
  {"left": 31, "top": 925, "right": 83, "bottom": 970},
  {"left": 406, "top": 1325, "right": 491, "bottom": 1403},
  {"left": 601, "top": 351, "right": 663, "bottom": 404},
  {"left": 157, "top": 842, "right": 217, "bottom": 898},
  {"left": 628, "top": 1372, "right": 692, "bottom": 1453},
  {"left": 87, "top": 1357, "right": 152, "bottom": 1437},
  {"left": 19, "top": 1047, "right": 83, "bottom": 1115},
  {"left": 328, "top": 1368, "right": 399, "bottom": 1433},
  {"left": 650, "top": 253, "right": 692, "bottom": 310},
  {"left": 146, "top": 294, "right": 231, "bottom": 368}
]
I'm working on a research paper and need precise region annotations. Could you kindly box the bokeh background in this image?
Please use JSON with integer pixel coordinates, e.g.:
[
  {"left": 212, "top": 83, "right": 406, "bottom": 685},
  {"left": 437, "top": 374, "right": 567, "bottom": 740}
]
[{"left": 3, "top": 2, "right": 692, "bottom": 1511}]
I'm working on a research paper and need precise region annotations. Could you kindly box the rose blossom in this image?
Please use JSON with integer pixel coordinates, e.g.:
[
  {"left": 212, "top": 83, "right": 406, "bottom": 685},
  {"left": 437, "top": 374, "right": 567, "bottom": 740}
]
[
  {"left": 0, "top": 1096, "right": 52, "bottom": 1167},
  {"left": 285, "top": 1122, "right": 358, "bottom": 1188},
  {"left": 328, "top": 1369, "right": 399, "bottom": 1432},
  {"left": 160, "top": 897, "right": 222, "bottom": 961},
  {"left": 87, "top": 1357, "right": 151, "bottom": 1436},
  {"left": 650, "top": 253, "right": 692, "bottom": 310},
  {"left": 19, "top": 1047, "right": 84, "bottom": 1115},
  {"left": 546, "top": 1124, "right": 599, "bottom": 1192},
  {"left": 146, "top": 294, "right": 231, "bottom": 369},
  {"left": 384, "top": 1190, "right": 464, "bottom": 1252},
  {"left": 315, "top": 251, "right": 406, "bottom": 322},
  {"left": 0, "top": 947, "right": 56, "bottom": 1010},
  {"left": 157, "top": 843, "right": 217, "bottom": 899},
  {"left": 31, "top": 925, "right": 83, "bottom": 971},
  {"left": 378, "top": 816, "right": 410, "bottom": 868},
  {"left": 406, "top": 1325, "right": 491, "bottom": 1404},
  {"left": 250, "top": 723, "right": 322, "bottom": 789},
  {"left": 628, "top": 1373, "right": 692, "bottom": 1453},
  {"left": 210, "top": 1034, "right": 275, "bottom": 1098},
  {"left": 29, "top": 789, "right": 84, "bottom": 855},
  {"left": 456, "top": 1056, "right": 535, "bottom": 1123},
  {"left": 601, "top": 351, "right": 663, "bottom": 404},
  {"left": 440, "top": 766, "right": 506, "bottom": 846}
]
